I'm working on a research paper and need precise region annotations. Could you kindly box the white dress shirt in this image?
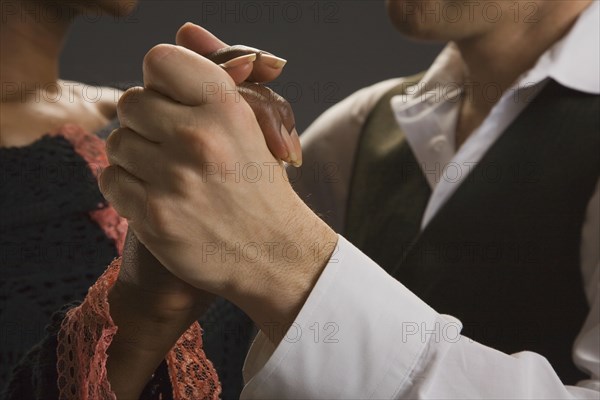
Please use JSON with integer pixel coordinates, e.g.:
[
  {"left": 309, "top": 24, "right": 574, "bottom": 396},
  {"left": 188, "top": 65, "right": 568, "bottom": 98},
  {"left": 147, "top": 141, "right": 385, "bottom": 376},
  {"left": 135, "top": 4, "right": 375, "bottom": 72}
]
[{"left": 241, "top": 2, "right": 600, "bottom": 398}]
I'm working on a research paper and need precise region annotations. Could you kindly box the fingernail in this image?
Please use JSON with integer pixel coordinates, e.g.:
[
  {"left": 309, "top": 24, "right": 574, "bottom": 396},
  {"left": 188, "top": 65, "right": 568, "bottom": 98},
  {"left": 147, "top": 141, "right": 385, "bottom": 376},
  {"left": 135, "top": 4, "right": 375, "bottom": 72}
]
[
  {"left": 259, "top": 53, "right": 287, "bottom": 69},
  {"left": 289, "top": 152, "right": 300, "bottom": 167},
  {"left": 290, "top": 128, "right": 302, "bottom": 167},
  {"left": 280, "top": 124, "right": 295, "bottom": 164},
  {"left": 219, "top": 53, "right": 257, "bottom": 69}
]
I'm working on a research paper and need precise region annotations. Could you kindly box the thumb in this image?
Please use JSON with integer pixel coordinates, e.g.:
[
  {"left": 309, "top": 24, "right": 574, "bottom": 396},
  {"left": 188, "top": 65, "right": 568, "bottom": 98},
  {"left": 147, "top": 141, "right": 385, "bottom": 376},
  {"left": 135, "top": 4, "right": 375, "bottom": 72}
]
[
  {"left": 175, "top": 22, "right": 227, "bottom": 55},
  {"left": 176, "top": 22, "right": 253, "bottom": 84},
  {"left": 176, "top": 22, "right": 286, "bottom": 84}
]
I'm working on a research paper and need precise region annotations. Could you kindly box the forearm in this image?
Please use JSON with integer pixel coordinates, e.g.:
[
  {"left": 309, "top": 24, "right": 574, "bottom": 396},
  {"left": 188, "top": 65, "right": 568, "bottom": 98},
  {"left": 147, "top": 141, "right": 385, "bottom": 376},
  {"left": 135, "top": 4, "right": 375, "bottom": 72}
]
[
  {"left": 106, "top": 232, "right": 214, "bottom": 398},
  {"left": 106, "top": 281, "right": 201, "bottom": 399}
]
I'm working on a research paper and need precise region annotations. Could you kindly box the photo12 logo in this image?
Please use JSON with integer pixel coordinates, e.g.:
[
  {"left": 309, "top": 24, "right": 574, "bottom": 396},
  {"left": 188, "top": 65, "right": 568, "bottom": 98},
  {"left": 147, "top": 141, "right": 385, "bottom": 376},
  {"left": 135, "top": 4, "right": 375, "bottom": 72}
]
[
  {"left": 397, "top": 1, "right": 539, "bottom": 24},
  {"left": 198, "top": 1, "right": 341, "bottom": 24}
]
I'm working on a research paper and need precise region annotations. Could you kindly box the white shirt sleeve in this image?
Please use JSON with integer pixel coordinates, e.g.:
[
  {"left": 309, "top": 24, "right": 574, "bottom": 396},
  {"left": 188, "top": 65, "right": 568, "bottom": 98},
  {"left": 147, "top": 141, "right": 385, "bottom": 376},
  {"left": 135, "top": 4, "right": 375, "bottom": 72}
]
[
  {"left": 241, "top": 233, "right": 600, "bottom": 399},
  {"left": 241, "top": 235, "right": 440, "bottom": 399}
]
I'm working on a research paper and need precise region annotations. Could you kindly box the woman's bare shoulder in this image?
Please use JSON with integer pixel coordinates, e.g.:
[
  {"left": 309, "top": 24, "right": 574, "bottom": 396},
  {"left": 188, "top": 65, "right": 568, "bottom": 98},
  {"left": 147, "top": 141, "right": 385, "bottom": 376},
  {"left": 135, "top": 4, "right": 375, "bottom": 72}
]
[{"left": 59, "top": 80, "right": 123, "bottom": 121}]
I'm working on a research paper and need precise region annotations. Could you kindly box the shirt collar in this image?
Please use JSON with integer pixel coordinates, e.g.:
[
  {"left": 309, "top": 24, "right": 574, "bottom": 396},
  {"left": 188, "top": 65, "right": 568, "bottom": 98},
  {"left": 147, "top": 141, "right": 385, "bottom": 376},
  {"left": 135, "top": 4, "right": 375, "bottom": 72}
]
[
  {"left": 524, "top": 0, "right": 599, "bottom": 94},
  {"left": 389, "top": 2, "right": 599, "bottom": 190},
  {"left": 393, "top": 0, "right": 599, "bottom": 113}
]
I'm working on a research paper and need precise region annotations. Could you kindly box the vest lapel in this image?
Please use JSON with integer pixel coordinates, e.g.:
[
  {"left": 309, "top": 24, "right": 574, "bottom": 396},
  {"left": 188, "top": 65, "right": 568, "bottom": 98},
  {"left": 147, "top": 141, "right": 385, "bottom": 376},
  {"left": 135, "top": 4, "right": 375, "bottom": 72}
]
[{"left": 345, "top": 73, "right": 429, "bottom": 272}]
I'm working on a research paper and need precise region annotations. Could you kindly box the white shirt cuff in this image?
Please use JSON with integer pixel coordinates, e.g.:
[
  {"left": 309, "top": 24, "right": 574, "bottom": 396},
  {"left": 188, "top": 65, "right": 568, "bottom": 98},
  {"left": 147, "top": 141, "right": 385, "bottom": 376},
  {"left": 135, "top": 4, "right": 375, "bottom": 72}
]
[{"left": 241, "top": 235, "right": 442, "bottom": 399}]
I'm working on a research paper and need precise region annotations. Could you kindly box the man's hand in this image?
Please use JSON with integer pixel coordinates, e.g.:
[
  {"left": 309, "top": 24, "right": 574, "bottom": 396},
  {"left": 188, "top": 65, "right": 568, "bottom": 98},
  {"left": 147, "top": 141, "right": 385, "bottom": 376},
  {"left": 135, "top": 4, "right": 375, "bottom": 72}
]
[
  {"left": 110, "top": 24, "right": 301, "bottom": 321},
  {"left": 100, "top": 42, "right": 337, "bottom": 343},
  {"left": 104, "top": 28, "right": 300, "bottom": 397}
]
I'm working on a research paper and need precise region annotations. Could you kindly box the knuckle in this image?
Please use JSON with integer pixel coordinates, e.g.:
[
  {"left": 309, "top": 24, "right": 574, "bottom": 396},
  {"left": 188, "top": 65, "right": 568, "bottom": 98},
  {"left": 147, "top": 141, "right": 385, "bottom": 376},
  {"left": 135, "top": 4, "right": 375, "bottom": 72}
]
[
  {"left": 275, "top": 93, "right": 292, "bottom": 112},
  {"left": 123, "top": 161, "right": 142, "bottom": 179},
  {"left": 143, "top": 44, "right": 175, "bottom": 73},
  {"left": 168, "top": 165, "right": 194, "bottom": 195},
  {"left": 105, "top": 129, "right": 122, "bottom": 160},
  {"left": 117, "top": 87, "right": 143, "bottom": 119},
  {"left": 144, "top": 197, "right": 169, "bottom": 235},
  {"left": 276, "top": 96, "right": 296, "bottom": 127},
  {"left": 254, "top": 103, "right": 277, "bottom": 127},
  {"left": 174, "top": 124, "right": 223, "bottom": 159},
  {"left": 175, "top": 124, "right": 202, "bottom": 147},
  {"left": 98, "top": 166, "right": 116, "bottom": 198},
  {"left": 276, "top": 94, "right": 292, "bottom": 110},
  {"left": 197, "top": 133, "right": 224, "bottom": 159}
]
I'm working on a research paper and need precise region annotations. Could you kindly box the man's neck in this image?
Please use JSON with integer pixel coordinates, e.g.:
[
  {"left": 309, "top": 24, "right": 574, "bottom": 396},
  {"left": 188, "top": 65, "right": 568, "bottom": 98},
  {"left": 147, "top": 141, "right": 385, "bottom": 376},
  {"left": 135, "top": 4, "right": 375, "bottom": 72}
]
[
  {"left": 0, "top": 1, "right": 73, "bottom": 102},
  {"left": 453, "top": 0, "right": 592, "bottom": 147}
]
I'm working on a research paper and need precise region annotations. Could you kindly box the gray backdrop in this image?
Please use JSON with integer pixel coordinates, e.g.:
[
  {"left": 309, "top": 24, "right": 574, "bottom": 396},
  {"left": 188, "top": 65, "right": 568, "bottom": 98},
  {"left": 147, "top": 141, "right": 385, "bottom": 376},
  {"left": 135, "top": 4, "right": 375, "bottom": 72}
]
[{"left": 60, "top": 0, "right": 444, "bottom": 130}]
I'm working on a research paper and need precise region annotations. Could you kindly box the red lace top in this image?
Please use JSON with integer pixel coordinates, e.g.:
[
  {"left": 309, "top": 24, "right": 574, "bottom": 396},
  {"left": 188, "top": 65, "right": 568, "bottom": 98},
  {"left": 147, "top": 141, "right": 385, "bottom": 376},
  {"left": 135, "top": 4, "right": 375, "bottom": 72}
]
[
  {"left": 1, "top": 124, "right": 221, "bottom": 400},
  {"left": 56, "top": 258, "right": 221, "bottom": 399},
  {"left": 46, "top": 124, "right": 220, "bottom": 399}
]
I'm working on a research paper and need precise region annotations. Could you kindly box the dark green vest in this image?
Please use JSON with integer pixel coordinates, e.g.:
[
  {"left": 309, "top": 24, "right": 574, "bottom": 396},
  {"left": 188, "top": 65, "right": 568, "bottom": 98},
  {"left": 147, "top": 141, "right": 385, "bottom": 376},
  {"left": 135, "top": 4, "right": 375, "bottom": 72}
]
[{"left": 345, "top": 78, "right": 599, "bottom": 384}]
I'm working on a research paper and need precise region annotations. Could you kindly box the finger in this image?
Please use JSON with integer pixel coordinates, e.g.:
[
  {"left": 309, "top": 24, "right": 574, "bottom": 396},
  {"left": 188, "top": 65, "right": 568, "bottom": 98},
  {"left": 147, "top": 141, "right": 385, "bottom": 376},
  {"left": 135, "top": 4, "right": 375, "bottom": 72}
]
[
  {"left": 176, "top": 22, "right": 228, "bottom": 55},
  {"left": 238, "top": 83, "right": 302, "bottom": 166},
  {"left": 143, "top": 44, "right": 234, "bottom": 106},
  {"left": 99, "top": 165, "right": 147, "bottom": 222},
  {"left": 250, "top": 52, "right": 287, "bottom": 83},
  {"left": 176, "top": 23, "right": 286, "bottom": 83},
  {"left": 269, "top": 89, "right": 302, "bottom": 167},
  {"left": 217, "top": 54, "right": 255, "bottom": 84},
  {"left": 117, "top": 87, "right": 191, "bottom": 142},
  {"left": 106, "top": 128, "right": 162, "bottom": 182},
  {"left": 208, "top": 45, "right": 286, "bottom": 83},
  {"left": 240, "top": 86, "right": 287, "bottom": 162},
  {"left": 175, "top": 24, "right": 253, "bottom": 84}
]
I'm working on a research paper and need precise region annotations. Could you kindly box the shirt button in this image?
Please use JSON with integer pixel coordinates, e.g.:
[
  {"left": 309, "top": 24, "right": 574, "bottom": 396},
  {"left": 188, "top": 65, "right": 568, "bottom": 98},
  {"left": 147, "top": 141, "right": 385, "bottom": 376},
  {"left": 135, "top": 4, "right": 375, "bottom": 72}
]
[{"left": 429, "top": 136, "right": 448, "bottom": 153}]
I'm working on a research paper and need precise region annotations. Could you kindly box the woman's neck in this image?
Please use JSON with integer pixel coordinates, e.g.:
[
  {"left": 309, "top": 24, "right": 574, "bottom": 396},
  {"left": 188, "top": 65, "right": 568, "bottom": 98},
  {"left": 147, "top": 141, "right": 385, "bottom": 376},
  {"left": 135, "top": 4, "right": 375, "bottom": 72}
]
[
  {"left": 1, "top": 1, "right": 73, "bottom": 102},
  {"left": 0, "top": 2, "right": 122, "bottom": 148}
]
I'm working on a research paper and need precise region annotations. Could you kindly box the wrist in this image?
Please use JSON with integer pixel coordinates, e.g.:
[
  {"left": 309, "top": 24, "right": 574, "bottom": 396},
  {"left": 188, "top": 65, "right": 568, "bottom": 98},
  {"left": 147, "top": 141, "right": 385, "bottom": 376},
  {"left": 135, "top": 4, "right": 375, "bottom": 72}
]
[
  {"left": 105, "top": 233, "right": 214, "bottom": 398},
  {"left": 117, "top": 230, "right": 214, "bottom": 320},
  {"left": 106, "top": 280, "right": 200, "bottom": 399},
  {"left": 108, "top": 277, "right": 205, "bottom": 325},
  {"left": 225, "top": 202, "right": 338, "bottom": 344}
]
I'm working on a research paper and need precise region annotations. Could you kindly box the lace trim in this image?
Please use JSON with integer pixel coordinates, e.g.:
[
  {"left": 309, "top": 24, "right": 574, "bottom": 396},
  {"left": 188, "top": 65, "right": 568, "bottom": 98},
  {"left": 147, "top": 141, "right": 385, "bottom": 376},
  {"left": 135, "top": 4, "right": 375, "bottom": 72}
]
[
  {"left": 56, "top": 258, "right": 120, "bottom": 400},
  {"left": 89, "top": 208, "right": 127, "bottom": 255},
  {"left": 56, "top": 258, "right": 221, "bottom": 399},
  {"left": 167, "top": 323, "right": 221, "bottom": 399},
  {"left": 52, "top": 124, "right": 127, "bottom": 254}
]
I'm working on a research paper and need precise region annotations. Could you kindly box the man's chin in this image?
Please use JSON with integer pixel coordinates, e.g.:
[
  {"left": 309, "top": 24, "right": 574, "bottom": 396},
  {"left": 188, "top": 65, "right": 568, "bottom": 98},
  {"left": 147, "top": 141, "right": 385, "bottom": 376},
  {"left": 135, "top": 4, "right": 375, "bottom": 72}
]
[
  {"left": 386, "top": 0, "right": 442, "bottom": 41},
  {"left": 99, "top": 0, "right": 139, "bottom": 17},
  {"left": 386, "top": 18, "right": 452, "bottom": 42}
]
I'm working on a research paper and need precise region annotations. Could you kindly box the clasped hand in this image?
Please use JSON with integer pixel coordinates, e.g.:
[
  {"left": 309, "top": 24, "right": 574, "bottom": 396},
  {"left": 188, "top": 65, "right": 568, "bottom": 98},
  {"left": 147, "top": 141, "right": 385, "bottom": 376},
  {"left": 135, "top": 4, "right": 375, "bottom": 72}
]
[{"left": 99, "top": 23, "right": 337, "bottom": 330}]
